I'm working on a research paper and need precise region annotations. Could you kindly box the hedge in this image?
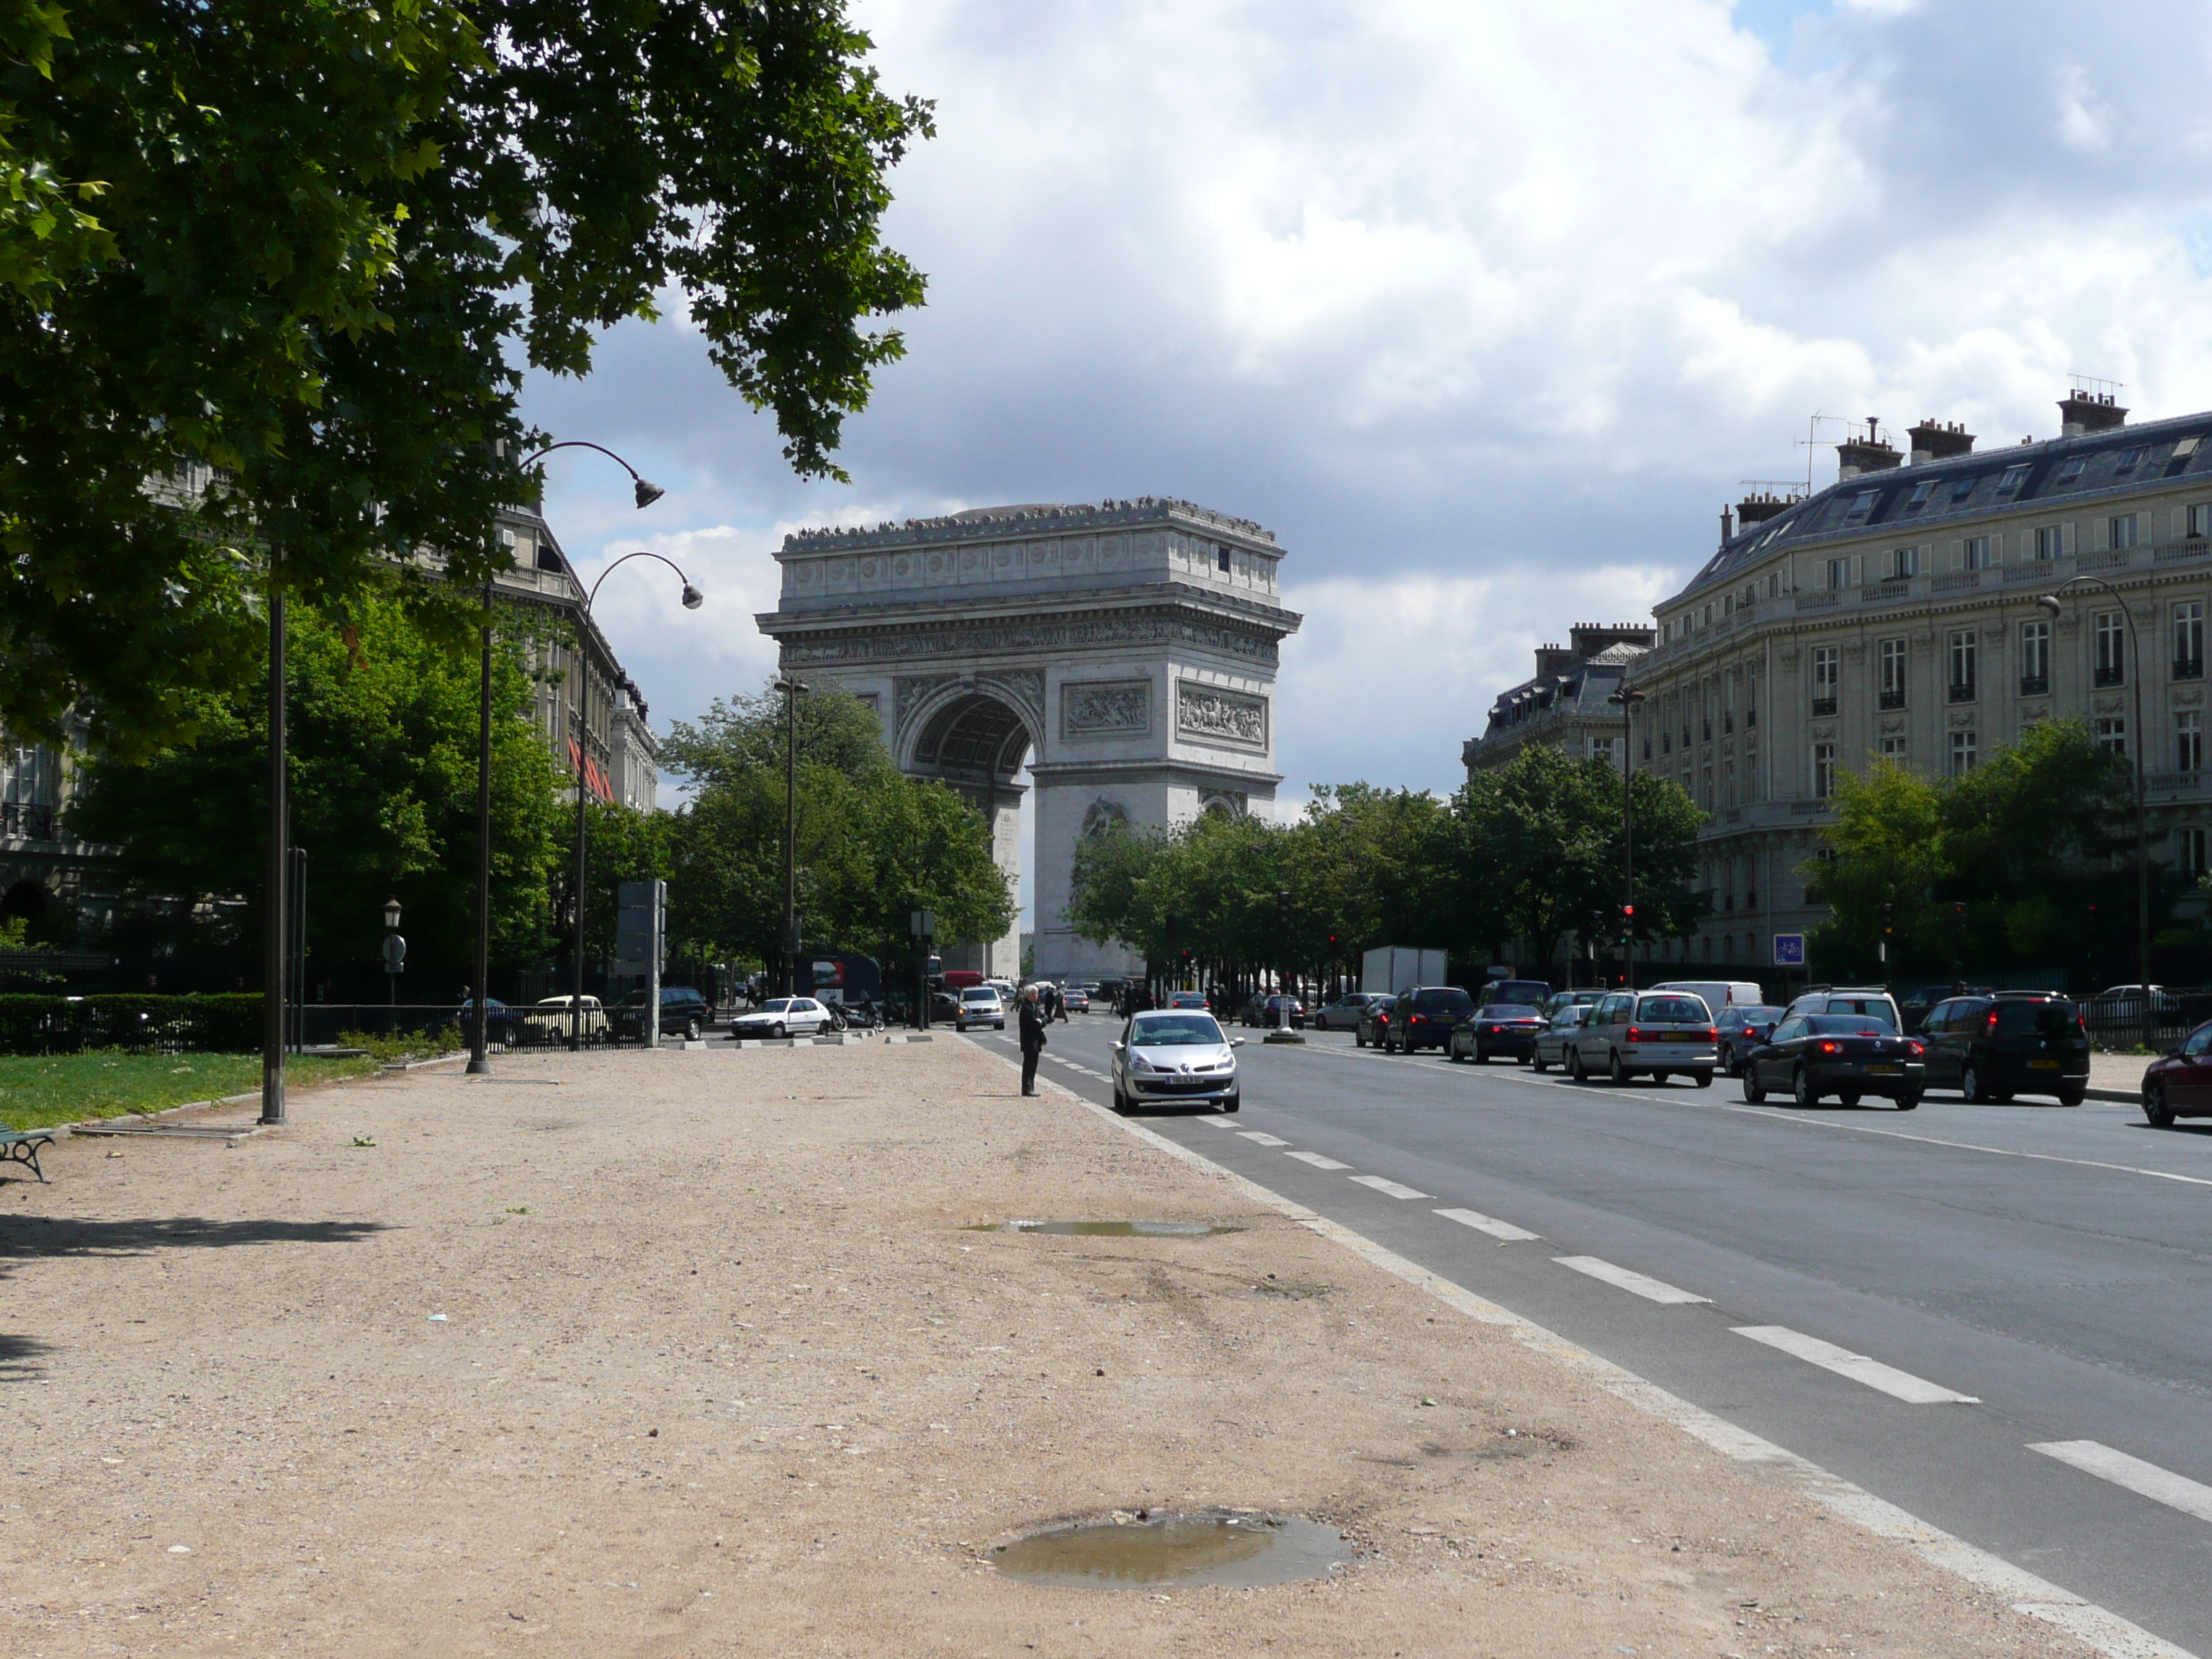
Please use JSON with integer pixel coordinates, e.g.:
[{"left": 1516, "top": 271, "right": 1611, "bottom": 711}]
[{"left": 0, "top": 994, "right": 264, "bottom": 1056}]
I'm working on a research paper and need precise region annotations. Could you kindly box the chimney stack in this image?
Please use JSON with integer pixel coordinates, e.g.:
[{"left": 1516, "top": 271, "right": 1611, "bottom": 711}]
[
  {"left": 1719, "top": 504, "right": 1735, "bottom": 545},
  {"left": 2059, "top": 390, "right": 2127, "bottom": 436},
  {"left": 1907, "top": 419, "right": 1975, "bottom": 464},
  {"left": 1836, "top": 417, "right": 1901, "bottom": 480},
  {"left": 1736, "top": 490, "right": 1796, "bottom": 526}
]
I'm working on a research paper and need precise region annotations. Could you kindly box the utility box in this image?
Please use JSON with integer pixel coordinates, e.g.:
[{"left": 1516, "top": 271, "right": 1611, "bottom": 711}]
[
  {"left": 615, "top": 879, "right": 666, "bottom": 1047},
  {"left": 1361, "top": 946, "right": 1447, "bottom": 995}
]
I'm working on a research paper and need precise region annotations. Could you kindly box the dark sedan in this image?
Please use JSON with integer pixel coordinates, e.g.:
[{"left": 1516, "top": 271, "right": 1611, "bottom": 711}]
[
  {"left": 1241, "top": 993, "right": 1306, "bottom": 1029},
  {"left": 1449, "top": 1002, "right": 1545, "bottom": 1064},
  {"left": 1354, "top": 995, "right": 1397, "bottom": 1048},
  {"left": 1716, "top": 1004, "right": 1784, "bottom": 1076},
  {"left": 1743, "top": 1013, "right": 1925, "bottom": 1109}
]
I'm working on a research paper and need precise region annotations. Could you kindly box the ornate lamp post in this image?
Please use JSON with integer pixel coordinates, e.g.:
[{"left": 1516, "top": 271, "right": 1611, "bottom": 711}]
[
  {"left": 2037, "top": 579, "right": 2151, "bottom": 1002},
  {"left": 566, "top": 551, "right": 703, "bottom": 1050},
  {"left": 1607, "top": 684, "right": 1647, "bottom": 988},
  {"left": 774, "top": 676, "right": 809, "bottom": 996},
  {"left": 381, "top": 896, "right": 405, "bottom": 1010}
]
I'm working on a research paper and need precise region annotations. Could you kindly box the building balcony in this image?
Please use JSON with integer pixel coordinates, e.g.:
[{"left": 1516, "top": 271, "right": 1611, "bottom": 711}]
[
  {"left": 1878, "top": 690, "right": 1905, "bottom": 711},
  {"left": 1948, "top": 681, "right": 1977, "bottom": 703},
  {"left": 2093, "top": 665, "right": 2126, "bottom": 688},
  {"left": 1810, "top": 698, "right": 1837, "bottom": 717},
  {"left": 2019, "top": 674, "right": 2049, "bottom": 696},
  {"left": 2175, "top": 658, "right": 2204, "bottom": 682},
  {"left": 2147, "top": 771, "right": 2207, "bottom": 798}
]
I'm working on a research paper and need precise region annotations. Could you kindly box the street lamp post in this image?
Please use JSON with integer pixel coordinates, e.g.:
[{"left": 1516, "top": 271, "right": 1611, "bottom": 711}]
[
  {"left": 475, "top": 442, "right": 665, "bottom": 1075},
  {"left": 261, "top": 563, "right": 287, "bottom": 1124},
  {"left": 775, "top": 677, "right": 809, "bottom": 996},
  {"left": 1608, "top": 685, "right": 1647, "bottom": 989},
  {"left": 2037, "top": 579, "right": 2151, "bottom": 1004},
  {"left": 567, "top": 551, "right": 704, "bottom": 1051},
  {"left": 382, "top": 897, "right": 405, "bottom": 1010}
]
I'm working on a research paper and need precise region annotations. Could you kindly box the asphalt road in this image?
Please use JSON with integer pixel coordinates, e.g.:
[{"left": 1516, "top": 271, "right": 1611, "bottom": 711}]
[{"left": 978, "top": 1012, "right": 2212, "bottom": 1657}]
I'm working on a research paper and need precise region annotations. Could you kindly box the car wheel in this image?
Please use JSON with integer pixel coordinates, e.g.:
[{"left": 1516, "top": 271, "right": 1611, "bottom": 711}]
[
  {"left": 1961, "top": 1061, "right": 1986, "bottom": 1104},
  {"left": 1743, "top": 1067, "right": 1766, "bottom": 1102},
  {"left": 1691, "top": 1070, "right": 1712, "bottom": 1089},
  {"left": 1112, "top": 1087, "right": 1130, "bottom": 1115},
  {"left": 771, "top": 1022, "right": 786, "bottom": 1040},
  {"left": 685, "top": 1017, "right": 702, "bottom": 1043},
  {"left": 1608, "top": 1048, "right": 1629, "bottom": 1085},
  {"left": 2056, "top": 1086, "right": 2085, "bottom": 1107},
  {"left": 1568, "top": 1046, "right": 1587, "bottom": 1082},
  {"left": 997, "top": 1020, "right": 1006, "bottom": 1030},
  {"left": 1532, "top": 1051, "right": 1549, "bottom": 1073},
  {"left": 1793, "top": 1066, "right": 1820, "bottom": 1107},
  {"left": 1472, "top": 1046, "right": 1488, "bottom": 1065},
  {"left": 1222, "top": 1094, "right": 1241, "bottom": 1115},
  {"left": 2146, "top": 1080, "right": 2176, "bottom": 1128},
  {"left": 1720, "top": 1043, "right": 1737, "bottom": 1078},
  {"left": 1896, "top": 1092, "right": 1920, "bottom": 1111},
  {"left": 1354, "top": 1028, "right": 1367, "bottom": 1048},
  {"left": 1839, "top": 1092, "right": 1862, "bottom": 1107}
]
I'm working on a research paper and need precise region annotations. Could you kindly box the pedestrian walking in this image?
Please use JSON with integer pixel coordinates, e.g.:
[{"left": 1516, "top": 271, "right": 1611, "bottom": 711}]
[
  {"left": 1051, "top": 983, "right": 1069, "bottom": 1022},
  {"left": 1017, "top": 984, "right": 1048, "bottom": 1096}
]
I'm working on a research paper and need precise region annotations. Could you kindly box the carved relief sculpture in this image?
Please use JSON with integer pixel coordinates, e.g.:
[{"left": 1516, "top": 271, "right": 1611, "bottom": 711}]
[
  {"left": 1177, "top": 681, "right": 1268, "bottom": 748},
  {"left": 1061, "top": 680, "right": 1151, "bottom": 738}
]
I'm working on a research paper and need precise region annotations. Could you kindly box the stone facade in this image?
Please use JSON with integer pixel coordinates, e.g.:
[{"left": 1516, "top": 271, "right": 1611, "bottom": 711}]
[
  {"left": 759, "top": 499, "right": 1302, "bottom": 981},
  {"left": 1463, "top": 624, "right": 1654, "bottom": 778}
]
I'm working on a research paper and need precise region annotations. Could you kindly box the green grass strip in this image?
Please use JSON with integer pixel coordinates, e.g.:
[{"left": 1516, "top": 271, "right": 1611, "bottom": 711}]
[{"left": 0, "top": 1051, "right": 388, "bottom": 1133}]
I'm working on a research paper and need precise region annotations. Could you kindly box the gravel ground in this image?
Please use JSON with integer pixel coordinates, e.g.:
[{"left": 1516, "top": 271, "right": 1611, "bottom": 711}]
[{"left": 0, "top": 1038, "right": 2105, "bottom": 1658}]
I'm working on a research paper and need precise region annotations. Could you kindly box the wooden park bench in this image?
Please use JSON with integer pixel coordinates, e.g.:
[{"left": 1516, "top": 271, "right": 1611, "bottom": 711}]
[{"left": 1, "top": 1121, "right": 55, "bottom": 1184}]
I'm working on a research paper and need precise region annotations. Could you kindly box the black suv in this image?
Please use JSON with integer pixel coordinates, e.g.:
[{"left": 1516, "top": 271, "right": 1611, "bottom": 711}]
[
  {"left": 1388, "top": 984, "right": 1476, "bottom": 1054},
  {"left": 1919, "top": 991, "right": 2090, "bottom": 1105},
  {"left": 617, "top": 985, "right": 711, "bottom": 1042}
]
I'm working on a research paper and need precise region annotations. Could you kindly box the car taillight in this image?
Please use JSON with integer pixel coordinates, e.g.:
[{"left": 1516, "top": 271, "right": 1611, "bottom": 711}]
[
  {"left": 1984, "top": 1010, "right": 2000, "bottom": 1035},
  {"left": 1698, "top": 1028, "right": 1716, "bottom": 1040},
  {"left": 1907, "top": 1040, "right": 1925, "bottom": 1058},
  {"left": 1484, "top": 1025, "right": 1502, "bottom": 1035},
  {"left": 1816, "top": 1040, "right": 1840, "bottom": 1055},
  {"left": 1409, "top": 1014, "right": 1426, "bottom": 1024},
  {"left": 1625, "top": 1026, "right": 1645, "bottom": 1042}
]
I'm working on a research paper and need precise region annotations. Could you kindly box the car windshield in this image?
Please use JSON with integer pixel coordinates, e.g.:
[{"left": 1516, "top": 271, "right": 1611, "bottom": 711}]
[
  {"left": 1491, "top": 982, "right": 1549, "bottom": 1004},
  {"left": 1413, "top": 989, "right": 1474, "bottom": 1015},
  {"left": 1131, "top": 1015, "right": 1226, "bottom": 1046},
  {"left": 757, "top": 999, "right": 793, "bottom": 1013},
  {"left": 1807, "top": 1015, "right": 1888, "bottom": 1035},
  {"left": 1484, "top": 1004, "right": 1542, "bottom": 1019},
  {"left": 1735, "top": 1006, "right": 1782, "bottom": 1023},
  {"left": 961, "top": 989, "right": 996, "bottom": 1002},
  {"left": 1638, "top": 997, "right": 1707, "bottom": 1022},
  {"left": 1995, "top": 999, "right": 2078, "bottom": 1037}
]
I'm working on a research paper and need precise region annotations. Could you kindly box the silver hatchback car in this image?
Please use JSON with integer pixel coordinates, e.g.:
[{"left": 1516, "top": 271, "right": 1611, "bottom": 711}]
[
  {"left": 1568, "top": 991, "right": 1719, "bottom": 1087},
  {"left": 1110, "top": 1010, "right": 1244, "bottom": 1114}
]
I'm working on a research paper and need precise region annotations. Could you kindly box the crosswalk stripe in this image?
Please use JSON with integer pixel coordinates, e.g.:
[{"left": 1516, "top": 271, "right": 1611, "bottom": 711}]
[
  {"left": 1733, "top": 1326, "right": 1978, "bottom": 1403},
  {"left": 2031, "top": 1441, "right": 2212, "bottom": 1524},
  {"left": 1555, "top": 1256, "right": 1710, "bottom": 1305},
  {"left": 1434, "top": 1207, "right": 1539, "bottom": 1241}
]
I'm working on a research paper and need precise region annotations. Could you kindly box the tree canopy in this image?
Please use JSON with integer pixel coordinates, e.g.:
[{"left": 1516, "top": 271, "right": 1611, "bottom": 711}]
[{"left": 1, "top": 0, "right": 932, "bottom": 754}]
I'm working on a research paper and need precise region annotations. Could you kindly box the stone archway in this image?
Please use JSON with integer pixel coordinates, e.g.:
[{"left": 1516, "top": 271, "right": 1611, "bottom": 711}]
[{"left": 758, "top": 499, "right": 1303, "bottom": 981}]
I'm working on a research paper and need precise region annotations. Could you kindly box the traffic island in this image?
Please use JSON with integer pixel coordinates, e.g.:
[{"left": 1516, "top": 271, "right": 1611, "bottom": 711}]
[{"left": 0, "top": 1041, "right": 2114, "bottom": 1659}]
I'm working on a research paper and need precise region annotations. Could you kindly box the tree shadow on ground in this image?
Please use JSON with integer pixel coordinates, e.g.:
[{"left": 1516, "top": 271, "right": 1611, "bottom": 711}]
[
  {"left": 0, "top": 1215, "right": 390, "bottom": 1278},
  {"left": 0, "top": 1331, "right": 50, "bottom": 1383}
]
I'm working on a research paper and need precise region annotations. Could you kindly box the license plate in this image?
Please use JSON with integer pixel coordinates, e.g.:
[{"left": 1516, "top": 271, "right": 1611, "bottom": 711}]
[
  {"left": 1866, "top": 1064, "right": 1900, "bottom": 1075},
  {"left": 2028, "top": 1059, "right": 2061, "bottom": 1070},
  {"left": 1660, "top": 1033, "right": 1701, "bottom": 1042}
]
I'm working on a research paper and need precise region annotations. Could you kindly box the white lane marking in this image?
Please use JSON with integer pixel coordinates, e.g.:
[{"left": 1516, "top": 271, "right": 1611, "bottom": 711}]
[
  {"left": 1733, "top": 1326, "right": 1979, "bottom": 1404},
  {"left": 1348, "top": 1174, "right": 1429, "bottom": 1200},
  {"left": 1435, "top": 1207, "right": 1539, "bottom": 1241},
  {"left": 1284, "top": 1150, "right": 1352, "bottom": 1170},
  {"left": 1197, "top": 1117, "right": 1241, "bottom": 1130},
  {"left": 2031, "top": 1441, "right": 2212, "bottom": 1525},
  {"left": 1238, "top": 1131, "right": 1290, "bottom": 1146},
  {"left": 1554, "top": 1256, "right": 1711, "bottom": 1305},
  {"left": 976, "top": 1046, "right": 2193, "bottom": 1659}
]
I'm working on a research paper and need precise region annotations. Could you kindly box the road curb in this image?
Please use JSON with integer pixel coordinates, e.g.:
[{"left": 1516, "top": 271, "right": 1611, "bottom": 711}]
[{"left": 961, "top": 1035, "right": 2198, "bottom": 1659}]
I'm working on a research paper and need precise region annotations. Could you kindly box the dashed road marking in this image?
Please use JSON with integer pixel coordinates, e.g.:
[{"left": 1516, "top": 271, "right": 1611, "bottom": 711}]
[
  {"left": 1348, "top": 1174, "right": 1429, "bottom": 1200},
  {"left": 1435, "top": 1207, "right": 1539, "bottom": 1241},
  {"left": 1733, "top": 1326, "right": 1979, "bottom": 1404},
  {"left": 1554, "top": 1256, "right": 1710, "bottom": 1305},
  {"left": 1238, "top": 1131, "right": 1290, "bottom": 1146},
  {"left": 1284, "top": 1150, "right": 1352, "bottom": 1170},
  {"left": 1197, "top": 1117, "right": 1241, "bottom": 1130},
  {"left": 2031, "top": 1441, "right": 2212, "bottom": 1525}
]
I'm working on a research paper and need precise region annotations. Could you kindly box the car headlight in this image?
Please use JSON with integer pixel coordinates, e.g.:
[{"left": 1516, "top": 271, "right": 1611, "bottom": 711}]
[{"left": 1130, "top": 1054, "right": 1158, "bottom": 1073}]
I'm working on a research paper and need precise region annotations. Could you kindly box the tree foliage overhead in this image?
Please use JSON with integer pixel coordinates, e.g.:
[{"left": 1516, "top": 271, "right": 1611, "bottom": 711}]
[{"left": 1, "top": 0, "right": 932, "bottom": 754}]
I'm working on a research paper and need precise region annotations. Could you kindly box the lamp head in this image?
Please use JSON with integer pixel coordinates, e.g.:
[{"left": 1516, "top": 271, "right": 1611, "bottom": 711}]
[
  {"left": 680, "top": 583, "right": 704, "bottom": 611},
  {"left": 2035, "top": 593, "right": 2064, "bottom": 618},
  {"left": 633, "top": 477, "right": 665, "bottom": 510},
  {"left": 382, "top": 897, "right": 402, "bottom": 930}
]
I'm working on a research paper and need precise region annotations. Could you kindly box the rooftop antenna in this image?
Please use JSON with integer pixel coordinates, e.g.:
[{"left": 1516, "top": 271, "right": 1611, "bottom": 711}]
[{"left": 1793, "top": 413, "right": 1864, "bottom": 496}]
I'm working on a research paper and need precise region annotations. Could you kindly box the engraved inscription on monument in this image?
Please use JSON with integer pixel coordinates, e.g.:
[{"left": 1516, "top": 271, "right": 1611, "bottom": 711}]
[
  {"left": 1177, "top": 680, "right": 1267, "bottom": 750},
  {"left": 1061, "top": 679, "right": 1151, "bottom": 739}
]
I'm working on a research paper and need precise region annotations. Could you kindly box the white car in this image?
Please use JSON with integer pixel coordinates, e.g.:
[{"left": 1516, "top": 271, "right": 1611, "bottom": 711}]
[
  {"left": 956, "top": 987, "right": 1007, "bottom": 1031},
  {"left": 729, "top": 997, "right": 833, "bottom": 1039},
  {"left": 525, "top": 994, "right": 606, "bottom": 1040},
  {"left": 1109, "top": 1010, "right": 1244, "bottom": 1115}
]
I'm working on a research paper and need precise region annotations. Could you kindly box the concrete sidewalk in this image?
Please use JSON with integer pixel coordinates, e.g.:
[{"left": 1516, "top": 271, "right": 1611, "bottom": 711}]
[{"left": 1, "top": 1040, "right": 2117, "bottom": 1658}]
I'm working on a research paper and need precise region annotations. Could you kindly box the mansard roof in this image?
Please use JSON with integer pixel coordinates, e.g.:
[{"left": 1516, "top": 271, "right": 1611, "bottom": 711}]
[{"left": 1673, "top": 408, "right": 2212, "bottom": 606}]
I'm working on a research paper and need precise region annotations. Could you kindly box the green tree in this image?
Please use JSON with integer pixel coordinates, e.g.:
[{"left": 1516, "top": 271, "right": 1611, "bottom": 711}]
[
  {"left": 2, "top": 0, "right": 932, "bottom": 754},
  {"left": 67, "top": 586, "right": 565, "bottom": 984},
  {"left": 1802, "top": 758, "right": 1948, "bottom": 979}
]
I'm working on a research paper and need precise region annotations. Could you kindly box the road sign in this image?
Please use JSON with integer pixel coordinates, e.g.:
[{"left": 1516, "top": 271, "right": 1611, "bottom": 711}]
[
  {"left": 1772, "top": 932, "right": 1805, "bottom": 967},
  {"left": 381, "top": 932, "right": 407, "bottom": 973}
]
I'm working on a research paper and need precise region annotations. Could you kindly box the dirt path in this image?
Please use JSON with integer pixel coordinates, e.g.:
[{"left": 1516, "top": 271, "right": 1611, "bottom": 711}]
[{"left": 1, "top": 1038, "right": 2104, "bottom": 1658}]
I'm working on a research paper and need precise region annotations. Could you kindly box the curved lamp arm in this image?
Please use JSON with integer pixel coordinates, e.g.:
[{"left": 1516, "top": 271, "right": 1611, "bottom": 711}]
[
  {"left": 519, "top": 439, "right": 665, "bottom": 510},
  {"left": 585, "top": 548, "right": 704, "bottom": 614}
]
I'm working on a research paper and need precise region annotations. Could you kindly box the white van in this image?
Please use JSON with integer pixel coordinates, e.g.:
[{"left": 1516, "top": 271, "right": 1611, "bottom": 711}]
[{"left": 1649, "top": 980, "right": 1763, "bottom": 1020}]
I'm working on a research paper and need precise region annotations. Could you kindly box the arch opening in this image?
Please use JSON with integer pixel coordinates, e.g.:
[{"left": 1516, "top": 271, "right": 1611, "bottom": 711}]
[{"left": 907, "top": 692, "right": 1033, "bottom": 979}]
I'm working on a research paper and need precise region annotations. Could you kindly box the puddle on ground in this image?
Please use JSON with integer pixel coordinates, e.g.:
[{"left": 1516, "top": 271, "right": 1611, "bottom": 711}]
[
  {"left": 992, "top": 1511, "right": 1350, "bottom": 1588},
  {"left": 962, "top": 1220, "right": 1244, "bottom": 1237}
]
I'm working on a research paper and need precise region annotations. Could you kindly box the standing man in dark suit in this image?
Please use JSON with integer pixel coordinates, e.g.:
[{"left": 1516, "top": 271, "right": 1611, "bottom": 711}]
[{"left": 1017, "top": 984, "right": 1048, "bottom": 1096}]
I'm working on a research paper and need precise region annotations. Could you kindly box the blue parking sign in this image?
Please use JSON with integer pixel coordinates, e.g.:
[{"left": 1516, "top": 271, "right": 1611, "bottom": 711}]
[{"left": 1772, "top": 932, "right": 1806, "bottom": 967}]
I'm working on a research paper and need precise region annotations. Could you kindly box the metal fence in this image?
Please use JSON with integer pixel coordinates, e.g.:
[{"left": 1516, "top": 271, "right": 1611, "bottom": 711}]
[{"left": 295, "top": 1002, "right": 662, "bottom": 1052}]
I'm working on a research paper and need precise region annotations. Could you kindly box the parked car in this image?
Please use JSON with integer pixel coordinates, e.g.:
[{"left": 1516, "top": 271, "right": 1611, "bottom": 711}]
[
  {"left": 1650, "top": 979, "right": 1761, "bottom": 1019},
  {"left": 729, "top": 996, "right": 834, "bottom": 1039},
  {"left": 1109, "top": 1010, "right": 1245, "bottom": 1114},
  {"left": 2085, "top": 984, "right": 2182, "bottom": 1039},
  {"left": 1386, "top": 985, "right": 1476, "bottom": 1054},
  {"left": 1715, "top": 1004, "right": 1784, "bottom": 1076},
  {"left": 1062, "top": 985, "right": 1091, "bottom": 1014},
  {"left": 1567, "top": 990, "right": 1717, "bottom": 1086},
  {"left": 1743, "top": 1012, "right": 1925, "bottom": 1108},
  {"left": 1478, "top": 979, "right": 1552, "bottom": 1010},
  {"left": 616, "top": 985, "right": 710, "bottom": 1042},
  {"left": 1783, "top": 986, "right": 1904, "bottom": 1032},
  {"left": 1541, "top": 989, "right": 1604, "bottom": 1020},
  {"left": 1313, "top": 992, "right": 1385, "bottom": 1031},
  {"left": 1918, "top": 992, "right": 2090, "bottom": 1105},
  {"left": 1167, "top": 989, "right": 1210, "bottom": 1011},
  {"left": 1531, "top": 1004, "right": 1591, "bottom": 1072},
  {"left": 955, "top": 986, "right": 1007, "bottom": 1031},
  {"left": 1896, "top": 984, "right": 1992, "bottom": 1034},
  {"left": 2144, "top": 1019, "right": 2212, "bottom": 1126},
  {"left": 1353, "top": 994, "right": 1398, "bottom": 1048},
  {"left": 524, "top": 994, "right": 606, "bottom": 1042},
  {"left": 1449, "top": 1002, "right": 1546, "bottom": 1064},
  {"left": 1241, "top": 993, "right": 1306, "bottom": 1029},
  {"left": 457, "top": 997, "right": 518, "bottom": 1045}
]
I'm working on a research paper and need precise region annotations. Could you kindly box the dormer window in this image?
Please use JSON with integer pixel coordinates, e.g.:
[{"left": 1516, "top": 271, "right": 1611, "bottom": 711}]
[
  {"left": 1906, "top": 480, "right": 1935, "bottom": 509},
  {"left": 2175, "top": 436, "right": 2203, "bottom": 460},
  {"left": 1217, "top": 544, "right": 1231, "bottom": 573},
  {"left": 1997, "top": 464, "right": 2031, "bottom": 494},
  {"left": 2054, "top": 456, "right": 2085, "bottom": 485},
  {"left": 1843, "top": 490, "right": 1878, "bottom": 523},
  {"left": 2116, "top": 446, "right": 2146, "bottom": 473},
  {"left": 1951, "top": 475, "right": 1977, "bottom": 502}
]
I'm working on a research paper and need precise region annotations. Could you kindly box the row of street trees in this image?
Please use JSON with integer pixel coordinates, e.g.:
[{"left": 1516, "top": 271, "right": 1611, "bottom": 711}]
[{"left": 1066, "top": 745, "right": 1711, "bottom": 995}]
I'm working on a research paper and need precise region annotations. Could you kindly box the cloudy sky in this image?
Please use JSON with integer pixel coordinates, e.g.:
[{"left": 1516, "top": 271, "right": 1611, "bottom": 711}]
[{"left": 524, "top": 0, "right": 2212, "bottom": 913}]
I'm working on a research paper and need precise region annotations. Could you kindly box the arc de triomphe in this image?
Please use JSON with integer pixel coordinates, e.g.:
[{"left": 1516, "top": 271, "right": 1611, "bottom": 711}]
[{"left": 758, "top": 498, "right": 1302, "bottom": 981}]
